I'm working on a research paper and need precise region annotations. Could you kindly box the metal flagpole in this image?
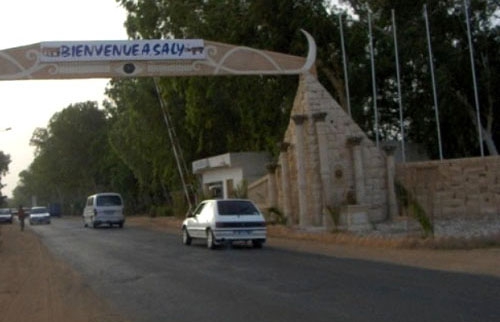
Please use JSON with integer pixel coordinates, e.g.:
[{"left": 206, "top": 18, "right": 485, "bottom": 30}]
[
  {"left": 392, "top": 9, "right": 406, "bottom": 163},
  {"left": 463, "top": 0, "right": 484, "bottom": 157},
  {"left": 368, "top": 9, "right": 380, "bottom": 148},
  {"left": 423, "top": 4, "right": 444, "bottom": 160},
  {"left": 339, "top": 13, "right": 352, "bottom": 117}
]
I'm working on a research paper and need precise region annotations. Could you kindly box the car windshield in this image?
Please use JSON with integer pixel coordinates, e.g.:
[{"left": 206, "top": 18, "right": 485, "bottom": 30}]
[
  {"left": 0, "top": 208, "right": 11, "bottom": 214},
  {"left": 31, "top": 207, "right": 48, "bottom": 214},
  {"left": 96, "top": 195, "right": 122, "bottom": 206},
  {"left": 217, "top": 200, "right": 259, "bottom": 215}
]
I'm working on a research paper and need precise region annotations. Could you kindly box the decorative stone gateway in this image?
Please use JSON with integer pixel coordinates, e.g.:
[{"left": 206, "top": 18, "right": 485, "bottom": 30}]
[{"left": 271, "top": 73, "right": 389, "bottom": 230}]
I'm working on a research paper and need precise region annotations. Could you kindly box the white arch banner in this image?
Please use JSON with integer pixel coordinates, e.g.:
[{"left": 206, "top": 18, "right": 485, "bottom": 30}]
[{"left": 0, "top": 30, "right": 316, "bottom": 80}]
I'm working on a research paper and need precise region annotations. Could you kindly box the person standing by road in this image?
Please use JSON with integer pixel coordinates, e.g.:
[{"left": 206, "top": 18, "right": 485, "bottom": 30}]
[{"left": 18, "top": 205, "right": 25, "bottom": 231}]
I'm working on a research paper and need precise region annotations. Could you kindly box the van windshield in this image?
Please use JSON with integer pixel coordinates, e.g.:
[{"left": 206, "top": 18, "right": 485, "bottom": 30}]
[{"left": 96, "top": 195, "right": 122, "bottom": 206}]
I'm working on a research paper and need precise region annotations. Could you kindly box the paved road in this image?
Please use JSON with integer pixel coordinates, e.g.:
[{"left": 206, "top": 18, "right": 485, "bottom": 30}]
[{"left": 30, "top": 218, "right": 499, "bottom": 322}]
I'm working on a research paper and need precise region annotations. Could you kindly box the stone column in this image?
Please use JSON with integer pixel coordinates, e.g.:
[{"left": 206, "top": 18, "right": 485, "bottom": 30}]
[
  {"left": 279, "top": 142, "right": 292, "bottom": 225},
  {"left": 346, "top": 136, "right": 365, "bottom": 205},
  {"left": 292, "top": 114, "right": 309, "bottom": 227},
  {"left": 383, "top": 144, "right": 398, "bottom": 220},
  {"left": 266, "top": 162, "right": 278, "bottom": 209},
  {"left": 312, "top": 112, "right": 331, "bottom": 227}
]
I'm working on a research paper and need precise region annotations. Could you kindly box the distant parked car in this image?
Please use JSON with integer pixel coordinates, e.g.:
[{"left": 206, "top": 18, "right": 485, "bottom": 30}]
[
  {"left": 182, "top": 199, "right": 267, "bottom": 249},
  {"left": 83, "top": 192, "right": 125, "bottom": 228},
  {"left": 0, "top": 208, "right": 13, "bottom": 224},
  {"left": 29, "top": 206, "right": 51, "bottom": 225}
]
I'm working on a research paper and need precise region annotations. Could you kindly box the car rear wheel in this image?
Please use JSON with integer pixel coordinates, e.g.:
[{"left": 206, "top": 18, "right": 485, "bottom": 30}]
[
  {"left": 182, "top": 227, "right": 192, "bottom": 245},
  {"left": 206, "top": 229, "right": 216, "bottom": 249},
  {"left": 252, "top": 240, "right": 263, "bottom": 248}
]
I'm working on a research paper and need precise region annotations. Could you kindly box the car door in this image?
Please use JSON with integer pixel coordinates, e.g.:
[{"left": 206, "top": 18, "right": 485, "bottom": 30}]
[
  {"left": 186, "top": 201, "right": 208, "bottom": 238},
  {"left": 83, "top": 196, "right": 94, "bottom": 225}
]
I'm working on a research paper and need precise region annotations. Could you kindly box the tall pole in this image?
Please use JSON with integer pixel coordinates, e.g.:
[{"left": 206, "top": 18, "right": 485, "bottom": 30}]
[
  {"left": 463, "top": 0, "right": 484, "bottom": 157},
  {"left": 423, "top": 4, "right": 444, "bottom": 160},
  {"left": 368, "top": 10, "right": 380, "bottom": 148},
  {"left": 154, "top": 78, "right": 194, "bottom": 213},
  {"left": 392, "top": 9, "right": 406, "bottom": 163},
  {"left": 339, "top": 13, "right": 352, "bottom": 117}
]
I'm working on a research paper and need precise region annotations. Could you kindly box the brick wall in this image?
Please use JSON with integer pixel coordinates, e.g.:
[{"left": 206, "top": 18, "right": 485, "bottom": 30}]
[{"left": 396, "top": 156, "right": 500, "bottom": 219}]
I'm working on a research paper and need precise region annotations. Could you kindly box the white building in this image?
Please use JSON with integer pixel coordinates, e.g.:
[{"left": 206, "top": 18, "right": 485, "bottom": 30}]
[{"left": 192, "top": 152, "right": 271, "bottom": 199}]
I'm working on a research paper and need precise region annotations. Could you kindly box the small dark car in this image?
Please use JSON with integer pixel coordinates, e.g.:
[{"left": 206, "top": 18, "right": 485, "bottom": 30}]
[{"left": 0, "top": 208, "right": 13, "bottom": 224}]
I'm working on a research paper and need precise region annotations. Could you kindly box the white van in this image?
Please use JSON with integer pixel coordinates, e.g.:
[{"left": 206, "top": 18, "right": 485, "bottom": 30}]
[{"left": 83, "top": 192, "right": 125, "bottom": 228}]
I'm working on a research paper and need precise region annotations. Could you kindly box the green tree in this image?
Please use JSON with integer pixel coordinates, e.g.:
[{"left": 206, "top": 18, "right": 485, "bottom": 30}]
[
  {"left": 111, "top": 0, "right": 338, "bottom": 182},
  {"left": 15, "top": 101, "right": 130, "bottom": 214},
  {"left": 107, "top": 0, "right": 334, "bottom": 211}
]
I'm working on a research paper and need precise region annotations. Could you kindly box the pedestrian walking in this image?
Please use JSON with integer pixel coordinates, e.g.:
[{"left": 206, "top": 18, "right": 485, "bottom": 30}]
[{"left": 18, "top": 205, "right": 25, "bottom": 231}]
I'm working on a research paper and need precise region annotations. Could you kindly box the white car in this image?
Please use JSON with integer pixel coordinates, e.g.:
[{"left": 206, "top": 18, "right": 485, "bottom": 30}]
[
  {"left": 29, "top": 206, "right": 51, "bottom": 225},
  {"left": 0, "top": 208, "right": 13, "bottom": 224},
  {"left": 182, "top": 199, "right": 267, "bottom": 249}
]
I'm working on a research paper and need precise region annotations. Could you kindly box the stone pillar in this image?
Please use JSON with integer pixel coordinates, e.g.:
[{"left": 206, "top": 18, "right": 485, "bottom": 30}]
[
  {"left": 383, "top": 144, "right": 398, "bottom": 220},
  {"left": 279, "top": 142, "right": 292, "bottom": 225},
  {"left": 266, "top": 162, "right": 278, "bottom": 208},
  {"left": 346, "top": 136, "right": 365, "bottom": 205},
  {"left": 312, "top": 112, "right": 331, "bottom": 227},
  {"left": 292, "top": 114, "right": 309, "bottom": 227}
]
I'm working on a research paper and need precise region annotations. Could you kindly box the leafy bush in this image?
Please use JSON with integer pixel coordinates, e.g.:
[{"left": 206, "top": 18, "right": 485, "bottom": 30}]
[
  {"left": 395, "top": 181, "right": 434, "bottom": 238},
  {"left": 267, "top": 206, "right": 287, "bottom": 225}
]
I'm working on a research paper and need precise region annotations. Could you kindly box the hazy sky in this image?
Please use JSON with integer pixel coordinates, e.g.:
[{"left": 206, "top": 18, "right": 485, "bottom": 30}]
[{"left": 0, "top": 1, "right": 128, "bottom": 197}]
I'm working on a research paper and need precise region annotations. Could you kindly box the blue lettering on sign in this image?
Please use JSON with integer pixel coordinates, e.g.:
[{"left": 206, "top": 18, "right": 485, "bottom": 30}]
[
  {"left": 141, "top": 43, "right": 151, "bottom": 55},
  {"left": 42, "top": 40, "right": 204, "bottom": 62}
]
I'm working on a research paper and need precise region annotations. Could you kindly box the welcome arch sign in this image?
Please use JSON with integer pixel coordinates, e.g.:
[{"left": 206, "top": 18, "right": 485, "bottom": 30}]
[{"left": 0, "top": 30, "right": 316, "bottom": 80}]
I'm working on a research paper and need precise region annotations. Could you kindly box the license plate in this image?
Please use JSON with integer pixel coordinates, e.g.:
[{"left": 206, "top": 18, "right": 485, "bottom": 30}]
[{"left": 234, "top": 230, "right": 250, "bottom": 235}]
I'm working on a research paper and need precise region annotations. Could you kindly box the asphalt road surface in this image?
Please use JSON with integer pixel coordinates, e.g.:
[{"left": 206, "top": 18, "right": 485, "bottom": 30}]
[{"left": 30, "top": 218, "right": 499, "bottom": 322}]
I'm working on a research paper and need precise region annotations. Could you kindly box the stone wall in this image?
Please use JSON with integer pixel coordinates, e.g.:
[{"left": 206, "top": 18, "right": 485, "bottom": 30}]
[
  {"left": 247, "top": 175, "right": 269, "bottom": 209},
  {"left": 396, "top": 156, "right": 500, "bottom": 219}
]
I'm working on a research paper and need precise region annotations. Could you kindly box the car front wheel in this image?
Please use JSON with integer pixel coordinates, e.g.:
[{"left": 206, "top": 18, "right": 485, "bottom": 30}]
[{"left": 182, "top": 227, "right": 192, "bottom": 245}]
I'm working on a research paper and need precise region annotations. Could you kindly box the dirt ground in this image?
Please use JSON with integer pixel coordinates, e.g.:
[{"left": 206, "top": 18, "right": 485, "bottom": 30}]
[
  {"left": 1, "top": 217, "right": 499, "bottom": 322},
  {"left": 0, "top": 222, "right": 129, "bottom": 322}
]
